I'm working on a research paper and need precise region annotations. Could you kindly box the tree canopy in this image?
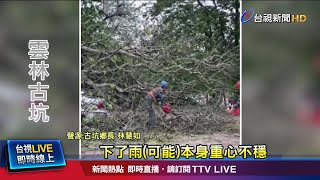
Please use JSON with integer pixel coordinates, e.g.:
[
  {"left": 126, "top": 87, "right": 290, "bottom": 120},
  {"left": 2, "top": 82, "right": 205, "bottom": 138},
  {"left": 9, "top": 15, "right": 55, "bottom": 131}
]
[{"left": 81, "top": 0, "right": 240, "bottom": 110}]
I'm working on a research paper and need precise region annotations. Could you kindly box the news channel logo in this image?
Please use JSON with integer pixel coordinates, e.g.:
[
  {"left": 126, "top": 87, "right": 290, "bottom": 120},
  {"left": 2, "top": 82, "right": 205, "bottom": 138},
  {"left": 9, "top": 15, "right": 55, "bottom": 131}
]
[
  {"left": 241, "top": 9, "right": 255, "bottom": 24},
  {"left": 241, "top": 9, "right": 307, "bottom": 24}
]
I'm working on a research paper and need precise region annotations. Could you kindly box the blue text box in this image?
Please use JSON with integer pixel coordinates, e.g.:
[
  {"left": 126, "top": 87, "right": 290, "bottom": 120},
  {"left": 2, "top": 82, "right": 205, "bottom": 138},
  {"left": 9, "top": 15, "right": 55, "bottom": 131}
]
[{"left": 7, "top": 140, "right": 66, "bottom": 171}]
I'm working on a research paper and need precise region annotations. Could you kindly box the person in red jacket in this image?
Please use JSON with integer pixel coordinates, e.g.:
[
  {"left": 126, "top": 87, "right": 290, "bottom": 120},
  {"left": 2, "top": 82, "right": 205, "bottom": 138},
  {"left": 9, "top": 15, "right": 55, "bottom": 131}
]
[
  {"left": 235, "top": 81, "right": 240, "bottom": 90},
  {"left": 227, "top": 81, "right": 240, "bottom": 116}
]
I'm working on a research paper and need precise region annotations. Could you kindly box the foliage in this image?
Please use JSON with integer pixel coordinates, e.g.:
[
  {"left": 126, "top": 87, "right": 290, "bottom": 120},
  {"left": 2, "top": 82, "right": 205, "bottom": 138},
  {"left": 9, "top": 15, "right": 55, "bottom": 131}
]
[{"left": 81, "top": 0, "right": 240, "bottom": 133}]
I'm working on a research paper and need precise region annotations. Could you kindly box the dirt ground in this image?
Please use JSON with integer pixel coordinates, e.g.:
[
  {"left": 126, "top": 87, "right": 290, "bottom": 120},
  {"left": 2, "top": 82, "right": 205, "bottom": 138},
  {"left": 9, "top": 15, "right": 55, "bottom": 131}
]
[{"left": 81, "top": 116, "right": 240, "bottom": 158}]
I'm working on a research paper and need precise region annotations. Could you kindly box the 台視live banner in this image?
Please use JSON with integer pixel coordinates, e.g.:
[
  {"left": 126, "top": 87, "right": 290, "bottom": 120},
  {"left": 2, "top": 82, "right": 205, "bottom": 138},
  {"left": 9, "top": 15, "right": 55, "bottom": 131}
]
[{"left": 0, "top": 140, "right": 66, "bottom": 172}]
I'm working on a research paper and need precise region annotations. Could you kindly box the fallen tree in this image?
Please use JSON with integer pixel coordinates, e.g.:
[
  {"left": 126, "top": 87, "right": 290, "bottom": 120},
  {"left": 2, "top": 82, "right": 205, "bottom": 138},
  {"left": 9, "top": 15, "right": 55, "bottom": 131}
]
[{"left": 81, "top": 0, "right": 240, "bottom": 134}]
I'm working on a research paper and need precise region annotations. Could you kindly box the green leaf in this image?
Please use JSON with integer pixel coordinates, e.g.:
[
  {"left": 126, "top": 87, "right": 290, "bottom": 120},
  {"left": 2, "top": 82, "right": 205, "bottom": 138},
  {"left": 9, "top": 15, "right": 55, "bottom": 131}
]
[{"left": 106, "top": 103, "right": 113, "bottom": 111}]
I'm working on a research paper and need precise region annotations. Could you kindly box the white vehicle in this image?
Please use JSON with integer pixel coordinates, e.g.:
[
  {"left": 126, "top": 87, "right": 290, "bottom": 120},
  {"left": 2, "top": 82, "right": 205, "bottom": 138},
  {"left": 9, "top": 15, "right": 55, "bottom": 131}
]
[{"left": 81, "top": 91, "right": 110, "bottom": 119}]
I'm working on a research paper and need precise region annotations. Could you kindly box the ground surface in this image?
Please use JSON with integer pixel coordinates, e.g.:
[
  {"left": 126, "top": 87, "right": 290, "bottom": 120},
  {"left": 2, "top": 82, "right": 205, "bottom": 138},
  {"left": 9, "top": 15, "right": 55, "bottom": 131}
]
[{"left": 81, "top": 115, "right": 240, "bottom": 158}]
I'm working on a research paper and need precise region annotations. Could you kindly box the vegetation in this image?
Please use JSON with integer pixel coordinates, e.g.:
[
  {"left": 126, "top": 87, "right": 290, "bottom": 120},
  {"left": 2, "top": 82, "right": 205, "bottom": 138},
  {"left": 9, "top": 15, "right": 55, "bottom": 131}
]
[{"left": 81, "top": 0, "right": 240, "bottom": 150}]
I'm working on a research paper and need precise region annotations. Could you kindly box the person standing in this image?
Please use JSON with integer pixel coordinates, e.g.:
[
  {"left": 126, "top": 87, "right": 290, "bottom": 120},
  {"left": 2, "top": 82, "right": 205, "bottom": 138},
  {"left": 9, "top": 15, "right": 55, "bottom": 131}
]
[{"left": 145, "top": 80, "right": 168, "bottom": 129}]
